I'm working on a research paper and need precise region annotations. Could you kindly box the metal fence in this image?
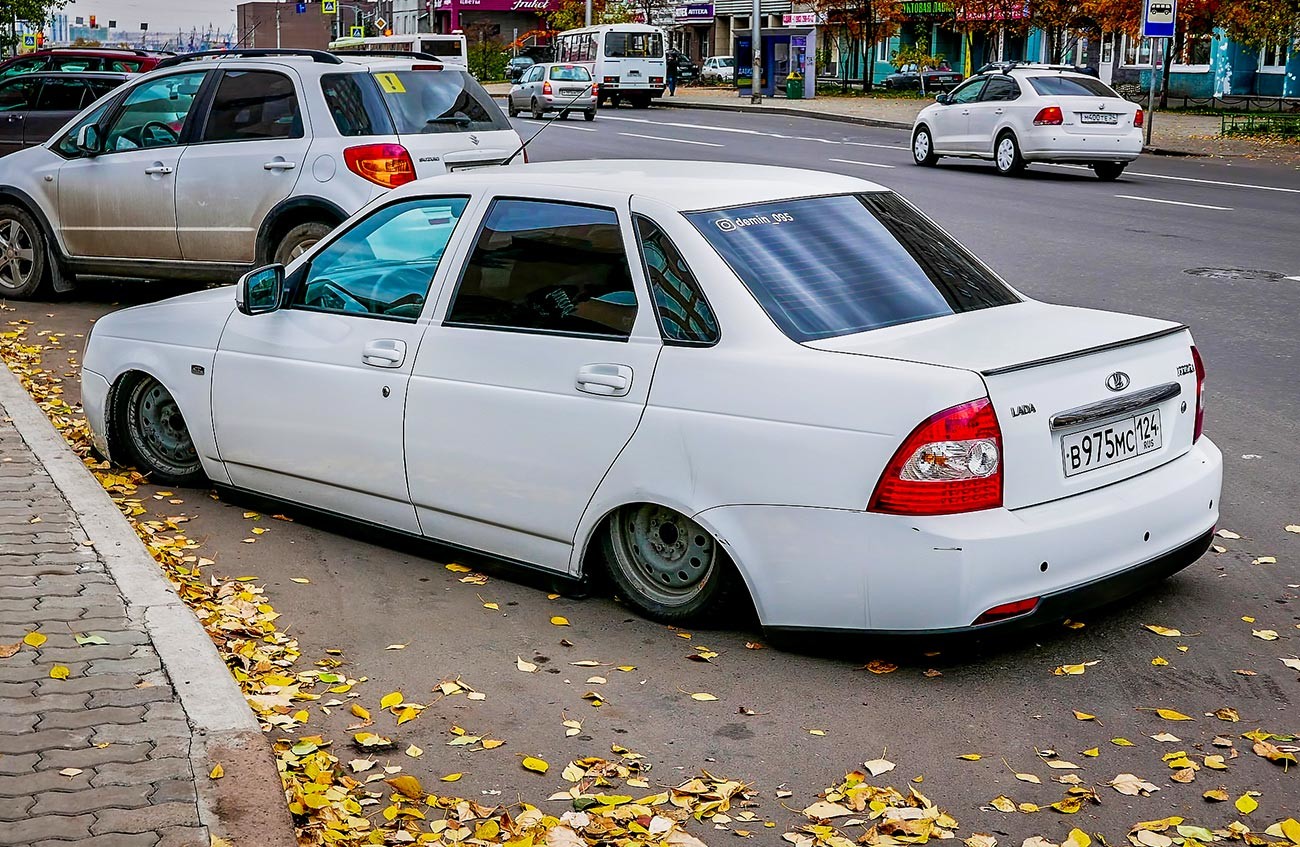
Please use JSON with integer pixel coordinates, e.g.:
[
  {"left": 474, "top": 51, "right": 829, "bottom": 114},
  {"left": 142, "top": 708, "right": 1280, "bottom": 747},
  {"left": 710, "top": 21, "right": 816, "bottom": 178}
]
[{"left": 1221, "top": 112, "right": 1300, "bottom": 139}]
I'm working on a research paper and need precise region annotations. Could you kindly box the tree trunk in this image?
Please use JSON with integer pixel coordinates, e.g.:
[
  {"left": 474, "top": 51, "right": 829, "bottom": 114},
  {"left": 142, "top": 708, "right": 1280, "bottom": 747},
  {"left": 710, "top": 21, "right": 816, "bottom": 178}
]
[
  {"left": 1159, "top": 30, "right": 1179, "bottom": 109},
  {"left": 863, "top": 18, "right": 874, "bottom": 92}
]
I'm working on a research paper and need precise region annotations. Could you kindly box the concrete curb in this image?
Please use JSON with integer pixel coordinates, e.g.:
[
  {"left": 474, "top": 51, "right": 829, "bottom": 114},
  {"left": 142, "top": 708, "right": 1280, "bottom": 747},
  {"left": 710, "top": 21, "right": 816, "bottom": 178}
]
[
  {"left": 0, "top": 366, "right": 296, "bottom": 847},
  {"left": 660, "top": 98, "right": 913, "bottom": 130}
]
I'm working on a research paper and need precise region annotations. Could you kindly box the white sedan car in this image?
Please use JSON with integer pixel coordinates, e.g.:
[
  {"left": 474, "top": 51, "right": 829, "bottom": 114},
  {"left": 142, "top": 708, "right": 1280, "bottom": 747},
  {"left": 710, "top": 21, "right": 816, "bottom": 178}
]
[
  {"left": 81, "top": 161, "right": 1221, "bottom": 634},
  {"left": 911, "top": 64, "right": 1144, "bottom": 180}
]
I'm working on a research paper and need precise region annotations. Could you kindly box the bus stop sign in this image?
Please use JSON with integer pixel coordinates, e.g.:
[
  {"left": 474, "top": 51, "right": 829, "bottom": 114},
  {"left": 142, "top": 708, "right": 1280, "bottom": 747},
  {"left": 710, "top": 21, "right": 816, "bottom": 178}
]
[{"left": 1143, "top": 0, "right": 1176, "bottom": 38}]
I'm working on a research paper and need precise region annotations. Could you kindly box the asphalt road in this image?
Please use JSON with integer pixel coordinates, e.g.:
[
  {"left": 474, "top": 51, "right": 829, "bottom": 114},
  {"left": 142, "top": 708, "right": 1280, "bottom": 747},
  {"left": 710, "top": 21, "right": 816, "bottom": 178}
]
[{"left": 4, "top": 106, "right": 1299, "bottom": 841}]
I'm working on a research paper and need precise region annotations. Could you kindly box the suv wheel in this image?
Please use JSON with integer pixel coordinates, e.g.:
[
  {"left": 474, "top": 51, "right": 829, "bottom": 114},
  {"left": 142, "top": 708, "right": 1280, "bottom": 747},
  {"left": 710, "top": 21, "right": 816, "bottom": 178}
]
[
  {"left": 273, "top": 221, "right": 333, "bottom": 266},
  {"left": 0, "top": 204, "right": 48, "bottom": 300}
]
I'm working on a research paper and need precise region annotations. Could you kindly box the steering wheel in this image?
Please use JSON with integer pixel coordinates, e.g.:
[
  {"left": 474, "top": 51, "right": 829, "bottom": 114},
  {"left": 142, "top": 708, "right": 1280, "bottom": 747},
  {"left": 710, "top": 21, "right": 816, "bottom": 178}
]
[
  {"left": 309, "top": 280, "right": 368, "bottom": 314},
  {"left": 139, "top": 120, "right": 179, "bottom": 147}
]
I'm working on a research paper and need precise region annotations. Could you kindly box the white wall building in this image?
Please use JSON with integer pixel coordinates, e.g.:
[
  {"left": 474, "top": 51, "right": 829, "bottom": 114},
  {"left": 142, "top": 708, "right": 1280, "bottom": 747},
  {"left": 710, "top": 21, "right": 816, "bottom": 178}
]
[{"left": 392, "top": 0, "right": 424, "bottom": 33}]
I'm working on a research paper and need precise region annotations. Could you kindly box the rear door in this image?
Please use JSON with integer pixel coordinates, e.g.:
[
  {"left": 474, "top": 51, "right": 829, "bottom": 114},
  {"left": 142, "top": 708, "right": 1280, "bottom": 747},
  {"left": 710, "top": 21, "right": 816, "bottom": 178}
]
[
  {"left": 967, "top": 75, "right": 1020, "bottom": 154},
  {"left": 0, "top": 77, "right": 38, "bottom": 157},
  {"left": 175, "top": 68, "right": 309, "bottom": 263},
  {"left": 24, "top": 77, "right": 94, "bottom": 149}
]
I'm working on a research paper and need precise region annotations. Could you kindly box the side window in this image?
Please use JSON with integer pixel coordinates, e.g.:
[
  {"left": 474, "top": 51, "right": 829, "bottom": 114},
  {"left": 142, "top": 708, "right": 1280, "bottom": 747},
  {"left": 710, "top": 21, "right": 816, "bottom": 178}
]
[
  {"left": 980, "top": 76, "right": 1020, "bottom": 102},
  {"left": 0, "top": 78, "right": 38, "bottom": 112},
  {"left": 447, "top": 199, "right": 637, "bottom": 339},
  {"left": 634, "top": 215, "right": 718, "bottom": 344},
  {"left": 109, "top": 61, "right": 143, "bottom": 73},
  {"left": 54, "top": 101, "right": 112, "bottom": 157},
  {"left": 102, "top": 71, "right": 206, "bottom": 152},
  {"left": 202, "top": 71, "right": 301, "bottom": 142},
  {"left": 0, "top": 58, "right": 47, "bottom": 78},
  {"left": 52, "top": 58, "right": 95, "bottom": 72},
  {"left": 35, "top": 78, "right": 90, "bottom": 112},
  {"left": 292, "top": 197, "right": 469, "bottom": 320},
  {"left": 950, "top": 78, "right": 986, "bottom": 104}
]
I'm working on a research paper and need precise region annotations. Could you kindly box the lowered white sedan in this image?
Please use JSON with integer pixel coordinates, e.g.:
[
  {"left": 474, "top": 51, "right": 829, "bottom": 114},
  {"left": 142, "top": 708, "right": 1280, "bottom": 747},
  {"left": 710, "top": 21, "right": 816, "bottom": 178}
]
[{"left": 81, "top": 161, "right": 1221, "bottom": 634}]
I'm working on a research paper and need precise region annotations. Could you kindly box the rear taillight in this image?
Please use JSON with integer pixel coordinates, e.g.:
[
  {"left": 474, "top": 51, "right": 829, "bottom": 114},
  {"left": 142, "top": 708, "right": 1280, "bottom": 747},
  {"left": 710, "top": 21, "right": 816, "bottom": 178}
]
[
  {"left": 344, "top": 143, "right": 415, "bottom": 189},
  {"left": 650, "top": 76, "right": 664, "bottom": 85},
  {"left": 1191, "top": 345, "right": 1205, "bottom": 442},
  {"left": 1033, "top": 106, "right": 1063, "bottom": 126},
  {"left": 1133, "top": 107, "right": 1144, "bottom": 128},
  {"left": 591, "top": 82, "right": 599, "bottom": 96},
  {"left": 543, "top": 80, "right": 552, "bottom": 95},
  {"left": 868, "top": 398, "right": 1003, "bottom": 516},
  {"left": 603, "top": 75, "right": 618, "bottom": 84}
]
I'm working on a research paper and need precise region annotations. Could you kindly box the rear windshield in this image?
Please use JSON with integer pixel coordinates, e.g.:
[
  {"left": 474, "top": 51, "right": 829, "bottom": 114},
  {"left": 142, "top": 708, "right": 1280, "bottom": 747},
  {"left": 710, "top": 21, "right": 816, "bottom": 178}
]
[
  {"left": 1028, "top": 75, "right": 1119, "bottom": 98},
  {"left": 550, "top": 65, "right": 592, "bottom": 81},
  {"left": 322, "top": 69, "right": 508, "bottom": 136},
  {"left": 605, "top": 32, "right": 663, "bottom": 58},
  {"left": 686, "top": 193, "right": 1019, "bottom": 341}
]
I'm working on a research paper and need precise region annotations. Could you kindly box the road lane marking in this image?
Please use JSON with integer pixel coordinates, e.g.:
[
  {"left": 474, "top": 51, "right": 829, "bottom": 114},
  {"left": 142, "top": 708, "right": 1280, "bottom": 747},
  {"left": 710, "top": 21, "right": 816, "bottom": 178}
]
[
  {"left": 618, "top": 132, "right": 724, "bottom": 147},
  {"left": 1039, "top": 162, "right": 1300, "bottom": 195},
  {"left": 828, "top": 158, "right": 895, "bottom": 169},
  {"left": 843, "top": 140, "right": 909, "bottom": 150},
  {"left": 1114, "top": 194, "right": 1233, "bottom": 211},
  {"left": 548, "top": 123, "right": 599, "bottom": 131}
]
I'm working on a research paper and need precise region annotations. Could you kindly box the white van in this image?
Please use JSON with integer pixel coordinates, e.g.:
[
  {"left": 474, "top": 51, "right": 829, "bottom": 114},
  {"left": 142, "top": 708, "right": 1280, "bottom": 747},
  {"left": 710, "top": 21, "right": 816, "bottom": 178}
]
[{"left": 552, "top": 23, "right": 667, "bottom": 108}]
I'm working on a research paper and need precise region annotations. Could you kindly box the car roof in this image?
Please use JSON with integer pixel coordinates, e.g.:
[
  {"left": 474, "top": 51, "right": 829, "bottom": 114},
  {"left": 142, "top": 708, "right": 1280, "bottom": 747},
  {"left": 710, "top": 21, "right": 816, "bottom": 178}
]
[
  {"left": 392, "top": 161, "right": 886, "bottom": 211},
  {"left": 19, "top": 71, "right": 132, "bottom": 79}
]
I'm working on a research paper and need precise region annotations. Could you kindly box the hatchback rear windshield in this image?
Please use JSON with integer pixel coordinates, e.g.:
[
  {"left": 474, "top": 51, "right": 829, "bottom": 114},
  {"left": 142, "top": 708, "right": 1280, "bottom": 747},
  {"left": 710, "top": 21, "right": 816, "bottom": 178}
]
[
  {"left": 686, "top": 193, "right": 1019, "bottom": 341},
  {"left": 550, "top": 65, "right": 592, "bottom": 81},
  {"left": 321, "top": 69, "right": 509, "bottom": 136},
  {"left": 1028, "top": 75, "right": 1120, "bottom": 98}
]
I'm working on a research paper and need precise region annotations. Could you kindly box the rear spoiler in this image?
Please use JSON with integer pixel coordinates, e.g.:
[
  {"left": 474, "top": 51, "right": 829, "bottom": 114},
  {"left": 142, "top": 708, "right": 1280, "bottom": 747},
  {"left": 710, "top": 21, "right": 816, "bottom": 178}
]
[{"left": 981, "top": 324, "right": 1188, "bottom": 377}]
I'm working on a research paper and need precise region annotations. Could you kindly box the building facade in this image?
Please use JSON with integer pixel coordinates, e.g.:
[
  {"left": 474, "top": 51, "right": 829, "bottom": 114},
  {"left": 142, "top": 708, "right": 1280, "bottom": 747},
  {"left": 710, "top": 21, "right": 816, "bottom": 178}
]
[{"left": 237, "top": 2, "right": 377, "bottom": 49}]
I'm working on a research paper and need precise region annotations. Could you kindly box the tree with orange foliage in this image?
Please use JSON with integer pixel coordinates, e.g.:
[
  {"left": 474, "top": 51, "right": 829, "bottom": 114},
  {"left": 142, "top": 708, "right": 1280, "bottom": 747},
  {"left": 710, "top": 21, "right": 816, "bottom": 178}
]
[{"left": 813, "top": 0, "right": 906, "bottom": 91}]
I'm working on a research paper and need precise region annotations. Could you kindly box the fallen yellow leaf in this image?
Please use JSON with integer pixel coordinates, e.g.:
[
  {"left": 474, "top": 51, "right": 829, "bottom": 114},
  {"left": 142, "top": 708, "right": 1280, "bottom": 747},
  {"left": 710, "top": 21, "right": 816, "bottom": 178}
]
[
  {"left": 22, "top": 631, "right": 46, "bottom": 648},
  {"left": 1252, "top": 629, "right": 1279, "bottom": 641},
  {"left": 445, "top": 563, "right": 472, "bottom": 573},
  {"left": 522, "top": 756, "right": 549, "bottom": 774},
  {"left": 481, "top": 739, "right": 505, "bottom": 749},
  {"left": 958, "top": 753, "right": 982, "bottom": 761},
  {"left": 1145, "top": 625, "right": 1182, "bottom": 637},
  {"left": 1151, "top": 657, "right": 1169, "bottom": 666},
  {"left": 690, "top": 692, "right": 719, "bottom": 701},
  {"left": 208, "top": 763, "right": 224, "bottom": 779},
  {"left": 1235, "top": 794, "right": 1258, "bottom": 815},
  {"left": 1073, "top": 710, "right": 1096, "bottom": 721},
  {"left": 290, "top": 577, "right": 309, "bottom": 584},
  {"left": 1153, "top": 708, "right": 1194, "bottom": 721},
  {"left": 386, "top": 774, "right": 424, "bottom": 799},
  {"left": 440, "top": 773, "right": 462, "bottom": 782},
  {"left": 351, "top": 704, "right": 370, "bottom": 720},
  {"left": 550, "top": 616, "right": 571, "bottom": 626},
  {"left": 1111, "top": 737, "right": 1135, "bottom": 746},
  {"left": 380, "top": 691, "right": 403, "bottom": 710},
  {"left": 49, "top": 665, "right": 69, "bottom": 680}
]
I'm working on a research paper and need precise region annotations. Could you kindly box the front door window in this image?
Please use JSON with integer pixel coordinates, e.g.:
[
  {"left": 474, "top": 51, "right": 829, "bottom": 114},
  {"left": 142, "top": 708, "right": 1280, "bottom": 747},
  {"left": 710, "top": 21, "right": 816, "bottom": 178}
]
[{"left": 102, "top": 72, "right": 206, "bottom": 152}]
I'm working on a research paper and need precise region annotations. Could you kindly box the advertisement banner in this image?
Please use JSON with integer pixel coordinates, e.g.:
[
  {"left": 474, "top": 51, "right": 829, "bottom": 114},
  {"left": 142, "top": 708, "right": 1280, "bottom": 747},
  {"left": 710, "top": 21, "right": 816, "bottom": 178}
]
[{"left": 674, "top": 3, "right": 715, "bottom": 23}]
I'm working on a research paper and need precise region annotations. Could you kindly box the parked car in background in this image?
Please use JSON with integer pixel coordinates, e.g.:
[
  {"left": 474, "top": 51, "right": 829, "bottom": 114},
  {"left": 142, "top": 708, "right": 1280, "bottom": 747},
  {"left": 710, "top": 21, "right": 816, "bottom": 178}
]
[
  {"left": 0, "top": 48, "right": 167, "bottom": 78},
  {"left": 0, "top": 48, "right": 522, "bottom": 299},
  {"left": 0, "top": 72, "right": 128, "bottom": 157},
  {"left": 667, "top": 48, "right": 697, "bottom": 82},
  {"left": 884, "top": 62, "right": 963, "bottom": 91},
  {"left": 506, "top": 55, "right": 535, "bottom": 82},
  {"left": 508, "top": 63, "right": 596, "bottom": 121},
  {"left": 700, "top": 55, "right": 734, "bottom": 82},
  {"left": 911, "top": 64, "right": 1143, "bottom": 179}
]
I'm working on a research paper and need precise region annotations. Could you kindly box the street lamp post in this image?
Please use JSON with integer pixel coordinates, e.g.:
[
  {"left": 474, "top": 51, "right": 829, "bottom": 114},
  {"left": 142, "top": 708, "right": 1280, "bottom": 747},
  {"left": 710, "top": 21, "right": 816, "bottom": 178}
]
[{"left": 749, "top": 0, "right": 761, "bottom": 103}]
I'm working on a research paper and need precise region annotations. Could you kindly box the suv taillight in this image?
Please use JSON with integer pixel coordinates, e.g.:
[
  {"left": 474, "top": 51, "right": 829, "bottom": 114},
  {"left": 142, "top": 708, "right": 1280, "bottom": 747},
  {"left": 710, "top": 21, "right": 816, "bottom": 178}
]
[
  {"left": 1191, "top": 345, "right": 1205, "bottom": 442},
  {"left": 868, "top": 398, "right": 1003, "bottom": 516},
  {"left": 344, "top": 144, "right": 415, "bottom": 189},
  {"left": 1134, "top": 107, "right": 1144, "bottom": 128},
  {"left": 1033, "top": 106, "right": 1063, "bottom": 126}
]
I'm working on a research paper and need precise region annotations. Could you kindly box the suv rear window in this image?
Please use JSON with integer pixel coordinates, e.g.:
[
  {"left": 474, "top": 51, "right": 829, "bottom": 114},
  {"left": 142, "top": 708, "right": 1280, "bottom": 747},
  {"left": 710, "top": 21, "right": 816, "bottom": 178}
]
[
  {"left": 687, "top": 193, "right": 1019, "bottom": 341},
  {"left": 1028, "top": 75, "right": 1120, "bottom": 98},
  {"left": 374, "top": 70, "right": 509, "bottom": 133}
]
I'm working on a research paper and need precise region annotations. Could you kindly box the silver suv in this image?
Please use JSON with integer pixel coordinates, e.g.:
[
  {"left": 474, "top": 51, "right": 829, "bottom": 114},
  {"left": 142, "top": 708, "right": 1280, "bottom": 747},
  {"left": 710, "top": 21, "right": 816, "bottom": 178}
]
[{"left": 0, "top": 48, "right": 522, "bottom": 299}]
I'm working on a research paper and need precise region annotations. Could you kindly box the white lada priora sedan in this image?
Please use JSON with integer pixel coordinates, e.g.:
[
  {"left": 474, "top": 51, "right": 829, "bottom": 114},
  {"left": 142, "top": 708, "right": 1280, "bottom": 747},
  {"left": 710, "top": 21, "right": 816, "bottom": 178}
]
[{"left": 81, "top": 161, "right": 1222, "bottom": 634}]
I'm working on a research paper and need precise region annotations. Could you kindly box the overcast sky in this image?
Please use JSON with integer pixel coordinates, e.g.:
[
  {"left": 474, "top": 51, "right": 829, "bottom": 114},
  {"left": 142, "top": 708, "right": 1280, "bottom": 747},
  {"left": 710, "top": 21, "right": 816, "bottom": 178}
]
[{"left": 57, "top": 0, "right": 238, "bottom": 32}]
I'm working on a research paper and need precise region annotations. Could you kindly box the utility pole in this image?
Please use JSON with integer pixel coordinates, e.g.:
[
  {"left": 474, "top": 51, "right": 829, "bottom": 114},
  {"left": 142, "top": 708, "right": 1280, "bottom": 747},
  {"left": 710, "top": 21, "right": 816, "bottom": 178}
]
[
  {"left": 276, "top": 2, "right": 281, "bottom": 48},
  {"left": 749, "top": 0, "right": 761, "bottom": 103},
  {"left": 585, "top": 0, "right": 592, "bottom": 27}
]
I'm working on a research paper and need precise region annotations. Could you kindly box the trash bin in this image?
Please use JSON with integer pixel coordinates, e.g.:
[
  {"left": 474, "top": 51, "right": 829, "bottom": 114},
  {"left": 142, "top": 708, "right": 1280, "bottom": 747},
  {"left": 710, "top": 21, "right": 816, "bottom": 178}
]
[{"left": 786, "top": 73, "right": 804, "bottom": 99}]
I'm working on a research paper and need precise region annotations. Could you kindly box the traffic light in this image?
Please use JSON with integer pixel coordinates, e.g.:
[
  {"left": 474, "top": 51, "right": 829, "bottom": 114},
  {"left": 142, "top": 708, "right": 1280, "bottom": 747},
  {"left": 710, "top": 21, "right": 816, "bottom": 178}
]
[{"left": 89, "top": 14, "right": 96, "bottom": 27}]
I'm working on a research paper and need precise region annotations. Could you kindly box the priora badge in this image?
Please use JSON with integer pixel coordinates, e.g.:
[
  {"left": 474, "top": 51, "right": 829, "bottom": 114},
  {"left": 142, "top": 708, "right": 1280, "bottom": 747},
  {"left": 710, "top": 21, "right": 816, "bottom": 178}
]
[{"left": 1105, "top": 371, "right": 1131, "bottom": 392}]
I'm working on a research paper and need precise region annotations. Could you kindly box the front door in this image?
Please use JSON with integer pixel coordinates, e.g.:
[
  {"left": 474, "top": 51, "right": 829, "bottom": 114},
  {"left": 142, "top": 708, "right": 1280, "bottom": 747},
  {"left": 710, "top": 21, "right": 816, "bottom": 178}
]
[
  {"left": 929, "top": 76, "right": 986, "bottom": 152},
  {"left": 175, "top": 69, "right": 310, "bottom": 263},
  {"left": 967, "top": 74, "right": 1020, "bottom": 156},
  {"left": 406, "top": 194, "right": 662, "bottom": 572},
  {"left": 56, "top": 70, "right": 207, "bottom": 260},
  {"left": 211, "top": 194, "right": 476, "bottom": 532}
]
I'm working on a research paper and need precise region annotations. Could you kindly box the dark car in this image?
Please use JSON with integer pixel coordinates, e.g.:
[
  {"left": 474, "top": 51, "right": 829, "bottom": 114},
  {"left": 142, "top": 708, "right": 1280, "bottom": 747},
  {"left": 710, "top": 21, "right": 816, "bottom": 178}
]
[
  {"left": 0, "top": 71, "right": 128, "bottom": 156},
  {"left": 667, "top": 49, "right": 698, "bottom": 82},
  {"left": 507, "top": 56, "right": 536, "bottom": 82},
  {"left": 883, "top": 62, "right": 963, "bottom": 91},
  {"left": 0, "top": 48, "right": 168, "bottom": 79}
]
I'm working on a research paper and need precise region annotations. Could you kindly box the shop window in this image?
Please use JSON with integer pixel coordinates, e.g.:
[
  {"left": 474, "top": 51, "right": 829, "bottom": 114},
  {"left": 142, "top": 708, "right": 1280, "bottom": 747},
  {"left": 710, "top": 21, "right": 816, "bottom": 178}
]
[
  {"left": 1122, "top": 35, "right": 1153, "bottom": 66},
  {"left": 1175, "top": 33, "right": 1212, "bottom": 67},
  {"left": 875, "top": 39, "right": 890, "bottom": 63},
  {"left": 1260, "top": 39, "right": 1295, "bottom": 70}
]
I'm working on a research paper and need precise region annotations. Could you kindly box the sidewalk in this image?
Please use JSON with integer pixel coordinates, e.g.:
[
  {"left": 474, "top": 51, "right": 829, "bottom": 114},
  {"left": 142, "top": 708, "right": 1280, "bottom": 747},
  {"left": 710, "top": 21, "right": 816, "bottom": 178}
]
[{"left": 0, "top": 368, "right": 294, "bottom": 847}]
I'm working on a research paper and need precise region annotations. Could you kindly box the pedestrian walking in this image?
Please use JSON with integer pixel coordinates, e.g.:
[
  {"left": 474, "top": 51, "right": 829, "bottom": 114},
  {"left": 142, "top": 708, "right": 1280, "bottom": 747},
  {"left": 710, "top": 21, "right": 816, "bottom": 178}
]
[{"left": 667, "top": 58, "right": 678, "bottom": 96}]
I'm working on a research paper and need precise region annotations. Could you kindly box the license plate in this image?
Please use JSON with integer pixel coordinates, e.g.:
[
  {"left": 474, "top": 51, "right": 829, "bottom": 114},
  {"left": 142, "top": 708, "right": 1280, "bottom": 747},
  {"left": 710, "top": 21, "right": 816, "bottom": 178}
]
[
  {"left": 559, "top": 88, "right": 585, "bottom": 96},
  {"left": 1080, "top": 112, "right": 1119, "bottom": 124},
  {"left": 1061, "top": 410, "right": 1162, "bottom": 477}
]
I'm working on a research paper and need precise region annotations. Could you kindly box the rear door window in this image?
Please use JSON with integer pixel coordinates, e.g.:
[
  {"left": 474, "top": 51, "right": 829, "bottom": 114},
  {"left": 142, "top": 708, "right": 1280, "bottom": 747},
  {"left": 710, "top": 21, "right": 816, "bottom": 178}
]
[
  {"left": 979, "top": 76, "right": 1020, "bottom": 101},
  {"left": 1028, "top": 75, "right": 1121, "bottom": 98},
  {"left": 686, "top": 193, "right": 1019, "bottom": 341},
  {"left": 201, "top": 70, "right": 302, "bottom": 142},
  {"left": 34, "top": 78, "right": 90, "bottom": 111},
  {"left": 372, "top": 70, "right": 510, "bottom": 134},
  {"left": 321, "top": 73, "right": 395, "bottom": 137}
]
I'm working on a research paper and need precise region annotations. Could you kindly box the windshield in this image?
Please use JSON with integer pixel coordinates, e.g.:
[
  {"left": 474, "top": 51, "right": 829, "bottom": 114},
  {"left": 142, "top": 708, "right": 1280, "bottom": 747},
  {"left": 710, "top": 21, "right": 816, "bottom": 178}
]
[
  {"left": 1028, "top": 75, "right": 1120, "bottom": 98},
  {"left": 605, "top": 31, "right": 664, "bottom": 58},
  {"left": 550, "top": 65, "right": 592, "bottom": 81},
  {"left": 687, "top": 193, "right": 1019, "bottom": 341},
  {"left": 373, "top": 70, "right": 510, "bottom": 133}
]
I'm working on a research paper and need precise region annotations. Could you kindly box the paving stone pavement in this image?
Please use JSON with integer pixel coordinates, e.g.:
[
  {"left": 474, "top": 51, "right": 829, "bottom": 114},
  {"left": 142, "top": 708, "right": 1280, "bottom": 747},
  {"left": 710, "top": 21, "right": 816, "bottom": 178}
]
[{"left": 0, "top": 406, "right": 210, "bottom": 846}]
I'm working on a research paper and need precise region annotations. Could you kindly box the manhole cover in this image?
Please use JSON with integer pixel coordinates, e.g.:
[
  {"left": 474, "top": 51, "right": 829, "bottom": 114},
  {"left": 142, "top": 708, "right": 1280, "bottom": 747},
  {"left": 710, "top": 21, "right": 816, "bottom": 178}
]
[{"left": 1184, "top": 267, "right": 1286, "bottom": 281}]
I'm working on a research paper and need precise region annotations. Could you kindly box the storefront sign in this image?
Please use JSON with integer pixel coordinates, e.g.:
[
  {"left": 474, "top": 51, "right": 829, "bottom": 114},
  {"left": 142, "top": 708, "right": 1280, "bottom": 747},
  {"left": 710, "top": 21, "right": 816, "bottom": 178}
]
[
  {"left": 454, "top": 0, "right": 557, "bottom": 11},
  {"left": 957, "top": 1, "right": 1027, "bottom": 20},
  {"left": 673, "top": 3, "right": 714, "bottom": 23},
  {"left": 791, "top": 35, "right": 806, "bottom": 47},
  {"left": 781, "top": 12, "right": 823, "bottom": 26},
  {"left": 901, "top": 1, "right": 953, "bottom": 14}
]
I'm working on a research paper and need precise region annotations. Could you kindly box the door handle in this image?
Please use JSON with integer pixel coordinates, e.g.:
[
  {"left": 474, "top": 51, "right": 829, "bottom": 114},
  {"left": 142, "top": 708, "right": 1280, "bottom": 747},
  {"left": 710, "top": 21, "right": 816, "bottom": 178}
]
[
  {"left": 144, "top": 164, "right": 173, "bottom": 175},
  {"left": 994, "top": 108, "right": 1004, "bottom": 114},
  {"left": 263, "top": 160, "right": 297, "bottom": 171},
  {"left": 576, "top": 363, "right": 632, "bottom": 397},
  {"left": 362, "top": 339, "right": 407, "bottom": 368},
  {"left": 961, "top": 109, "right": 970, "bottom": 115}
]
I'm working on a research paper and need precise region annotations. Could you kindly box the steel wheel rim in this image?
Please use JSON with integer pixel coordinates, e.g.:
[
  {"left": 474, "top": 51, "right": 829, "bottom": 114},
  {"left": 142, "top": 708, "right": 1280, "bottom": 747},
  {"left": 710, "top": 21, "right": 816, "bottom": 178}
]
[
  {"left": 616, "top": 505, "right": 716, "bottom": 606},
  {"left": 130, "top": 379, "right": 198, "bottom": 472},
  {"left": 914, "top": 131, "right": 930, "bottom": 160},
  {"left": 0, "top": 218, "right": 36, "bottom": 290},
  {"left": 997, "top": 138, "right": 1015, "bottom": 170}
]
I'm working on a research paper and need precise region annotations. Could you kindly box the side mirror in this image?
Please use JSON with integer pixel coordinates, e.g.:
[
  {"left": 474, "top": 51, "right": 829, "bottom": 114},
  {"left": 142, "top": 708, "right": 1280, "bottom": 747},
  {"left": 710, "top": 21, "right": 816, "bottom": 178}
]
[
  {"left": 236, "top": 264, "right": 285, "bottom": 316},
  {"left": 935, "top": 92, "right": 951, "bottom": 105},
  {"left": 75, "top": 124, "right": 102, "bottom": 156}
]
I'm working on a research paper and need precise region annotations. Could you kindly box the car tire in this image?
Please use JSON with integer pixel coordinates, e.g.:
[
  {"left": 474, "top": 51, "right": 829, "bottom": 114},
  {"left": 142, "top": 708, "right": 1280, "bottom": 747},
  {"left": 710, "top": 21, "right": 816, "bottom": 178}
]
[
  {"left": 584, "top": 109, "right": 596, "bottom": 122},
  {"left": 273, "top": 221, "right": 333, "bottom": 266},
  {"left": 531, "top": 98, "right": 545, "bottom": 120},
  {"left": 1093, "top": 162, "right": 1126, "bottom": 181},
  {"left": 631, "top": 93, "right": 651, "bottom": 109},
  {"left": 994, "top": 131, "right": 1026, "bottom": 175},
  {"left": 559, "top": 109, "right": 569, "bottom": 120},
  {"left": 912, "top": 126, "right": 938, "bottom": 166},
  {"left": 114, "top": 373, "right": 206, "bottom": 487},
  {"left": 507, "top": 99, "right": 519, "bottom": 118},
  {"left": 0, "top": 203, "right": 49, "bottom": 300},
  {"left": 601, "top": 503, "right": 734, "bottom": 624}
]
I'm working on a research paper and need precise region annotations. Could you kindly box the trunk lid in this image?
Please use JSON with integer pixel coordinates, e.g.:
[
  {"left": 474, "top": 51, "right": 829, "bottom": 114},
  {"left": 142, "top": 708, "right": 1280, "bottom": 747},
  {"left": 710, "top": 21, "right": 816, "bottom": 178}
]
[
  {"left": 1055, "top": 95, "right": 1139, "bottom": 136},
  {"left": 399, "top": 130, "right": 520, "bottom": 178},
  {"left": 807, "top": 301, "right": 1199, "bottom": 509}
]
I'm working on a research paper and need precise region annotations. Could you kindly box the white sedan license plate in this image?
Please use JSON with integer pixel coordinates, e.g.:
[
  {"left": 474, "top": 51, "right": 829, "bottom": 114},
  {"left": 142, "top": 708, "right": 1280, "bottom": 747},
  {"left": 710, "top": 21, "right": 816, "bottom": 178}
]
[
  {"left": 1081, "top": 112, "right": 1119, "bottom": 124},
  {"left": 1062, "top": 410, "right": 1161, "bottom": 477}
]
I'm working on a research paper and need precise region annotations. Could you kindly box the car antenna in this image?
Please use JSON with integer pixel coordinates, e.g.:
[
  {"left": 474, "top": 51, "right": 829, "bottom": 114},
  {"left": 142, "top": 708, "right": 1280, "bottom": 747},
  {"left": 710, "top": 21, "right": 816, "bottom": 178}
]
[{"left": 501, "top": 81, "right": 596, "bottom": 166}]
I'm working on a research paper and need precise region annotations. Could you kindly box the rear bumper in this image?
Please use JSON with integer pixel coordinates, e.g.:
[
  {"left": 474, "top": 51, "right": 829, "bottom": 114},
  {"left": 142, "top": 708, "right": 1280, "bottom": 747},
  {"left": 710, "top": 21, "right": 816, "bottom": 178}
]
[
  {"left": 696, "top": 437, "right": 1222, "bottom": 632},
  {"left": 1020, "top": 127, "right": 1143, "bottom": 162},
  {"left": 540, "top": 96, "right": 597, "bottom": 111}
]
